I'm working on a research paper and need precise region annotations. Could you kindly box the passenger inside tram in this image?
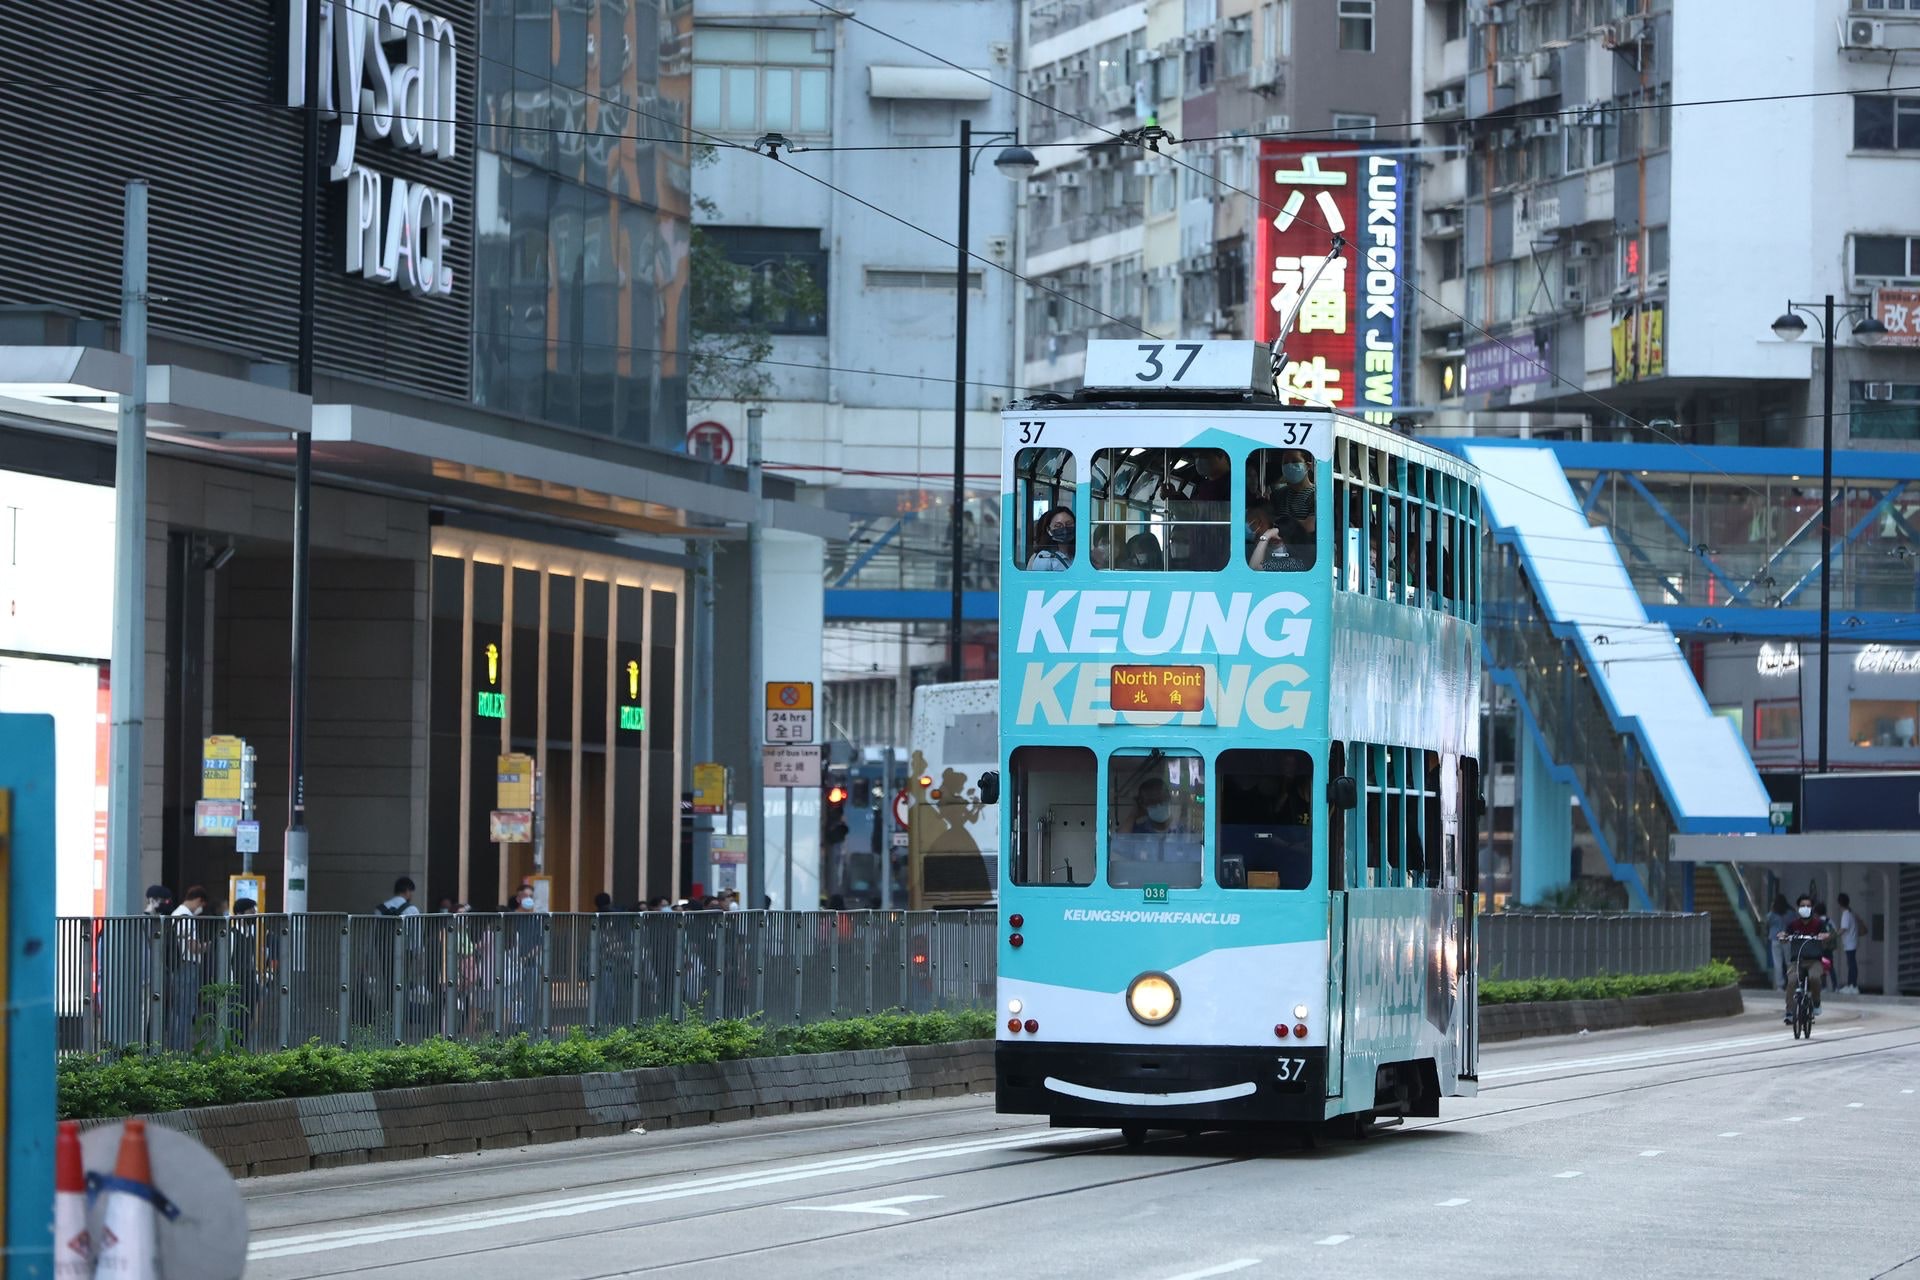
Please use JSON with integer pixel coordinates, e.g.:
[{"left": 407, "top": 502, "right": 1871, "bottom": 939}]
[
  {"left": 1246, "top": 502, "right": 1311, "bottom": 572},
  {"left": 1120, "top": 531, "right": 1165, "bottom": 571},
  {"left": 1026, "top": 505, "right": 1075, "bottom": 571},
  {"left": 1107, "top": 752, "right": 1204, "bottom": 888}
]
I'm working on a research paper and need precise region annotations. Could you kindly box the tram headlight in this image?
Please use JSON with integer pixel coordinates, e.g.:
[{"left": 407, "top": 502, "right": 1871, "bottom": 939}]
[
  {"left": 1126, "top": 972, "right": 1180, "bottom": 1026},
  {"left": 1293, "top": 1003, "right": 1310, "bottom": 1021}
]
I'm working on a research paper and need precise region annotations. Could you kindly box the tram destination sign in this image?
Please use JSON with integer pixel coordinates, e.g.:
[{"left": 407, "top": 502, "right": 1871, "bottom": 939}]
[{"left": 1109, "top": 664, "right": 1207, "bottom": 713}]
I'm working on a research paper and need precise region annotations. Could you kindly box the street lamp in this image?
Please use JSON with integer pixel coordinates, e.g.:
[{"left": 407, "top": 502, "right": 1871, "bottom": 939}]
[
  {"left": 1767, "top": 295, "right": 1889, "bottom": 773},
  {"left": 950, "top": 121, "right": 1036, "bottom": 683}
]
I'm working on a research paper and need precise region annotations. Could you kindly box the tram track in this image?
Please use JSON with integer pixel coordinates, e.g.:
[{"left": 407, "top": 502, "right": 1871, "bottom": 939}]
[{"left": 250, "top": 1015, "right": 1920, "bottom": 1277}]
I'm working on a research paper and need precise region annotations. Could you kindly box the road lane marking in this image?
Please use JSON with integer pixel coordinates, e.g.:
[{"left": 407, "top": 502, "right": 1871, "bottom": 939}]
[
  {"left": 1904, "top": 1089, "right": 1915, "bottom": 1095},
  {"left": 1436, "top": 1198, "right": 1470, "bottom": 1207},
  {"left": 1639, "top": 1151, "right": 1661, "bottom": 1158},
  {"left": 1785, "top": 1116, "right": 1804, "bottom": 1123},
  {"left": 1160, "top": 1260, "right": 1262, "bottom": 1280},
  {"left": 249, "top": 1127, "right": 1098, "bottom": 1260},
  {"left": 1315, "top": 1235, "right": 1352, "bottom": 1246},
  {"left": 790, "top": 1195, "right": 940, "bottom": 1218},
  {"left": 1848, "top": 1102, "right": 1864, "bottom": 1109},
  {"left": 1554, "top": 1171, "right": 1583, "bottom": 1179},
  {"left": 1718, "top": 1131, "right": 1741, "bottom": 1138},
  {"left": 1480, "top": 1029, "right": 1863, "bottom": 1080}
]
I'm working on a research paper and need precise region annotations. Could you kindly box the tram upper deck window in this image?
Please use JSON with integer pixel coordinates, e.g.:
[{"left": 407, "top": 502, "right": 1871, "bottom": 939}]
[
  {"left": 1015, "top": 448, "right": 1078, "bottom": 572},
  {"left": 1008, "top": 745, "right": 1096, "bottom": 886},
  {"left": 1216, "top": 749, "right": 1314, "bottom": 890},
  {"left": 1245, "top": 448, "right": 1318, "bottom": 572},
  {"left": 1107, "top": 749, "right": 1205, "bottom": 889},
  {"left": 1091, "top": 447, "right": 1231, "bottom": 572}
]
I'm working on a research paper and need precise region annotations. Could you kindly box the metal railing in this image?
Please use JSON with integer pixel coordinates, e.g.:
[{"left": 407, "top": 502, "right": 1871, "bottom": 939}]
[
  {"left": 1478, "top": 911, "right": 1710, "bottom": 982},
  {"left": 56, "top": 911, "right": 996, "bottom": 1056}
]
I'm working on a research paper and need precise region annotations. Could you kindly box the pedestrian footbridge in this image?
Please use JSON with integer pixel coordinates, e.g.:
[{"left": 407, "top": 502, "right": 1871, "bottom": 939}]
[{"left": 1460, "top": 443, "right": 1773, "bottom": 913}]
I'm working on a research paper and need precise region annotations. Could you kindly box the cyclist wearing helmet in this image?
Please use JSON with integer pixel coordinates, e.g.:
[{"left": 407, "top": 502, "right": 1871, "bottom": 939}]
[{"left": 1779, "top": 894, "right": 1831, "bottom": 1023}]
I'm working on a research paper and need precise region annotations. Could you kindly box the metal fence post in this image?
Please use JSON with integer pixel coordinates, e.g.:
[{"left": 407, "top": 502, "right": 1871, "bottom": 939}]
[
  {"left": 337, "top": 920, "right": 352, "bottom": 1047},
  {"left": 588, "top": 916, "right": 602, "bottom": 1032},
  {"left": 276, "top": 917, "right": 293, "bottom": 1050},
  {"left": 389, "top": 919, "right": 406, "bottom": 1046},
  {"left": 864, "top": 913, "right": 875, "bottom": 1014},
  {"left": 670, "top": 914, "right": 686, "bottom": 1022},
  {"left": 147, "top": 921, "right": 166, "bottom": 1052},
  {"left": 538, "top": 916, "right": 553, "bottom": 1041}
]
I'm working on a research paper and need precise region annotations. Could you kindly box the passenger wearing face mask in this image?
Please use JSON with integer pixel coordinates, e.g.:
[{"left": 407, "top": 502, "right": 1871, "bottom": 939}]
[
  {"left": 1128, "top": 777, "right": 1180, "bottom": 835},
  {"left": 1121, "top": 532, "right": 1165, "bottom": 571},
  {"left": 1246, "top": 503, "right": 1307, "bottom": 573},
  {"left": 1026, "top": 506, "right": 1075, "bottom": 571},
  {"left": 1778, "top": 894, "right": 1832, "bottom": 1022},
  {"left": 1269, "top": 449, "right": 1317, "bottom": 530}
]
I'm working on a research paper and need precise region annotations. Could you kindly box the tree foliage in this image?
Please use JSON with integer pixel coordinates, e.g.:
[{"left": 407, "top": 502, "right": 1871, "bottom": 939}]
[{"left": 688, "top": 186, "right": 825, "bottom": 405}]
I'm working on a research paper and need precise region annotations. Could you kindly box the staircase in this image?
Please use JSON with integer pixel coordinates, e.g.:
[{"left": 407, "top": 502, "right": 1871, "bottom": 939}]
[{"left": 1693, "top": 866, "right": 1767, "bottom": 987}]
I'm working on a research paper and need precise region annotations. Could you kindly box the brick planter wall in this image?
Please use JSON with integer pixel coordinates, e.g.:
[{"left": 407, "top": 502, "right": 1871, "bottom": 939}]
[
  {"left": 1479, "top": 983, "right": 1744, "bottom": 1042},
  {"left": 87, "top": 1040, "right": 995, "bottom": 1179}
]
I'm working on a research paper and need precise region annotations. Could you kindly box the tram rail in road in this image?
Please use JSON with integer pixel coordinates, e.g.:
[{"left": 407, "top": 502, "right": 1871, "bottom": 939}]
[{"left": 242, "top": 1001, "right": 1920, "bottom": 1280}]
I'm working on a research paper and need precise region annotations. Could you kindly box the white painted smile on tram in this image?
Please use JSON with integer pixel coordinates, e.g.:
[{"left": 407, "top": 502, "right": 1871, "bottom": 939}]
[{"left": 1042, "top": 1078, "right": 1258, "bottom": 1107}]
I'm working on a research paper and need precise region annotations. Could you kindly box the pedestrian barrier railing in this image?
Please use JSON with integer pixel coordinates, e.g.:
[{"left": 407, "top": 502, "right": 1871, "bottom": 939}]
[
  {"left": 55, "top": 910, "right": 997, "bottom": 1056},
  {"left": 58, "top": 908, "right": 1710, "bottom": 1054},
  {"left": 1477, "top": 911, "right": 1710, "bottom": 982}
]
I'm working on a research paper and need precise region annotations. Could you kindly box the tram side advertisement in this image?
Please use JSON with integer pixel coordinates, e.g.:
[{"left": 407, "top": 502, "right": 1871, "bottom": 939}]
[{"left": 1253, "top": 140, "right": 1405, "bottom": 426}]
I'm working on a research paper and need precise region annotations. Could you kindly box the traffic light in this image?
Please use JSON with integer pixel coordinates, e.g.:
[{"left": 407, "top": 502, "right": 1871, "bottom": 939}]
[{"left": 823, "top": 784, "right": 850, "bottom": 845}]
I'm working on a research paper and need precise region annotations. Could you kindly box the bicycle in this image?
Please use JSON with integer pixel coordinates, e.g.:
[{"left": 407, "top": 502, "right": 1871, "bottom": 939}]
[{"left": 1781, "top": 935, "right": 1822, "bottom": 1040}]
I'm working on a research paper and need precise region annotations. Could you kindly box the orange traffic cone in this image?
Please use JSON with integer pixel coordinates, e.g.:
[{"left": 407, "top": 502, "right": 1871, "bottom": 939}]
[
  {"left": 55, "top": 1120, "right": 93, "bottom": 1278},
  {"left": 93, "top": 1118, "right": 162, "bottom": 1278}
]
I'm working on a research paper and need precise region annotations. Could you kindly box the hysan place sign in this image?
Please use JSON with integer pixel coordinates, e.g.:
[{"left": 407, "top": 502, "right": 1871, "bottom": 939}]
[{"left": 286, "top": 0, "right": 460, "bottom": 297}]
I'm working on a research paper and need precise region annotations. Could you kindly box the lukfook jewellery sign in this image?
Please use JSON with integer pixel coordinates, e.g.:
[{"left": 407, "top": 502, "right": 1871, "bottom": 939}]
[{"left": 285, "top": 0, "right": 460, "bottom": 297}]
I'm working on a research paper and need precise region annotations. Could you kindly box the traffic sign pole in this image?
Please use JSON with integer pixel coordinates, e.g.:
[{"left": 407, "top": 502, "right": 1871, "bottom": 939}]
[{"left": 745, "top": 405, "right": 765, "bottom": 909}]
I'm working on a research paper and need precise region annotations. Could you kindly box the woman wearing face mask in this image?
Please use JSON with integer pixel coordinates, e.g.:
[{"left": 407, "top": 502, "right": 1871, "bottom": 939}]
[
  {"left": 1128, "top": 777, "right": 1178, "bottom": 834},
  {"left": 1026, "top": 506, "right": 1075, "bottom": 570},
  {"left": 1269, "top": 448, "right": 1317, "bottom": 526},
  {"left": 1246, "top": 502, "right": 1306, "bottom": 572}
]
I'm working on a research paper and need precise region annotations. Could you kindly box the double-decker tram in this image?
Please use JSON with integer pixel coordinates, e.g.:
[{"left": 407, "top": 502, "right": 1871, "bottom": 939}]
[{"left": 995, "top": 340, "right": 1485, "bottom": 1140}]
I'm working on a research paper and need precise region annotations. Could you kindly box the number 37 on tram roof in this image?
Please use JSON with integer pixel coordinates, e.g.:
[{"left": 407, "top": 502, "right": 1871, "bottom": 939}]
[{"left": 996, "top": 339, "right": 1488, "bottom": 1139}]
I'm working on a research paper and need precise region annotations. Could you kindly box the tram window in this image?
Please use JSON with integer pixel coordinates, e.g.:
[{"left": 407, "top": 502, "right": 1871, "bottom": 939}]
[
  {"left": 1217, "top": 749, "right": 1314, "bottom": 890},
  {"left": 1422, "top": 750, "right": 1443, "bottom": 886},
  {"left": 1008, "top": 745, "right": 1096, "bottom": 886},
  {"left": 1245, "top": 449, "right": 1317, "bottom": 571},
  {"left": 1385, "top": 746, "right": 1404, "bottom": 885},
  {"left": 1092, "top": 448, "right": 1231, "bottom": 572},
  {"left": 1327, "top": 742, "right": 1348, "bottom": 892},
  {"left": 1363, "top": 744, "right": 1384, "bottom": 884},
  {"left": 1015, "top": 448, "right": 1078, "bottom": 572},
  {"left": 1106, "top": 749, "right": 1205, "bottom": 889}
]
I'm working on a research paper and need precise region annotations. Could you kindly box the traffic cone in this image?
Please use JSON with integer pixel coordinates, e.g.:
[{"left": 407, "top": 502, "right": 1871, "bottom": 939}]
[
  {"left": 55, "top": 1120, "right": 93, "bottom": 1278},
  {"left": 93, "top": 1118, "right": 161, "bottom": 1278}
]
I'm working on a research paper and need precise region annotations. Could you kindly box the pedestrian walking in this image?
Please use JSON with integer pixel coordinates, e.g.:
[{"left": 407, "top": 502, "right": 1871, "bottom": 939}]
[
  {"left": 1836, "top": 893, "right": 1864, "bottom": 993},
  {"left": 1763, "top": 893, "right": 1791, "bottom": 989},
  {"left": 379, "top": 875, "right": 421, "bottom": 917},
  {"left": 168, "top": 886, "right": 212, "bottom": 1050}
]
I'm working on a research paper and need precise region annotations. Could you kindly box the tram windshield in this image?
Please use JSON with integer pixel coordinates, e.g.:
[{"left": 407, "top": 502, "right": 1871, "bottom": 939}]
[
  {"left": 1216, "top": 749, "right": 1314, "bottom": 890},
  {"left": 1107, "top": 749, "right": 1205, "bottom": 888}
]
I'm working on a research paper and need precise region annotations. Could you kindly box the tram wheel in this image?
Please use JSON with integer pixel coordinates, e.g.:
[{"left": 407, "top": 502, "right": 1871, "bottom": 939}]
[{"left": 1121, "top": 1125, "right": 1148, "bottom": 1148}]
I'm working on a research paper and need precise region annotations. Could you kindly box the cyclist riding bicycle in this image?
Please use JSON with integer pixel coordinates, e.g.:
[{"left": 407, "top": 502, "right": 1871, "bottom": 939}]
[{"left": 1779, "top": 894, "right": 1832, "bottom": 1024}]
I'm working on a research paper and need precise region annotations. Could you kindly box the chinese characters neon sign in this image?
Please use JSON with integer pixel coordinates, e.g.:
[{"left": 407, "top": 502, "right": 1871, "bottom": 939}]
[{"left": 1253, "top": 141, "right": 1405, "bottom": 425}]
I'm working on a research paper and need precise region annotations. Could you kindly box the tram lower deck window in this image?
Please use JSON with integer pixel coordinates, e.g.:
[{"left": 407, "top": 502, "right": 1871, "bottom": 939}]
[
  {"left": 1008, "top": 745, "right": 1096, "bottom": 885},
  {"left": 1216, "top": 749, "right": 1314, "bottom": 890},
  {"left": 1107, "top": 749, "right": 1205, "bottom": 888}
]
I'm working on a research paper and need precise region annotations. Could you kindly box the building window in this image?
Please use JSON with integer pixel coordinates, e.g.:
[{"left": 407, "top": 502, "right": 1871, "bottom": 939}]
[
  {"left": 1331, "top": 112, "right": 1377, "bottom": 139},
  {"left": 1338, "top": 0, "right": 1376, "bottom": 51},
  {"left": 1185, "top": 40, "right": 1217, "bottom": 93},
  {"left": 1850, "top": 699, "right": 1919, "bottom": 749},
  {"left": 1753, "top": 699, "right": 1801, "bottom": 747},
  {"left": 864, "top": 267, "right": 984, "bottom": 291},
  {"left": 1261, "top": 0, "right": 1292, "bottom": 61},
  {"left": 1224, "top": 22, "right": 1253, "bottom": 77},
  {"left": 701, "top": 227, "right": 828, "bottom": 335},
  {"left": 1445, "top": 0, "right": 1468, "bottom": 40},
  {"left": 1854, "top": 96, "right": 1920, "bottom": 150},
  {"left": 1851, "top": 382, "right": 1920, "bottom": 441},
  {"left": 691, "top": 28, "right": 832, "bottom": 140},
  {"left": 1439, "top": 238, "right": 1463, "bottom": 282},
  {"left": 1852, "top": 234, "right": 1920, "bottom": 289}
]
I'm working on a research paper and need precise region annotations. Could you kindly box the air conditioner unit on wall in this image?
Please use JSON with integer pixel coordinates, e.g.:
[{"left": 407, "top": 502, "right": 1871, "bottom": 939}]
[
  {"left": 1056, "top": 170, "right": 1083, "bottom": 187},
  {"left": 1494, "top": 61, "right": 1517, "bottom": 88},
  {"left": 1865, "top": 382, "right": 1895, "bottom": 401}
]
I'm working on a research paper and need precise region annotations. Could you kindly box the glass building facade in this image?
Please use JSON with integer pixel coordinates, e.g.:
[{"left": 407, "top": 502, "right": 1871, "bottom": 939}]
[{"left": 474, "top": 0, "right": 694, "bottom": 448}]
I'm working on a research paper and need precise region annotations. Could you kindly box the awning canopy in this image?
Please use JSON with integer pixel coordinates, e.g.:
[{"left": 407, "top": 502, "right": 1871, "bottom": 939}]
[{"left": 867, "top": 65, "right": 994, "bottom": 101}]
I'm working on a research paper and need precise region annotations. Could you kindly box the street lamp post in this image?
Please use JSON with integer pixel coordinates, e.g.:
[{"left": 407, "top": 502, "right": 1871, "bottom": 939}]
[
  {"left": 949, "top": 121, "right": 1036, "bottom": 683},
  {"left": 1769, "top": 296, "right": 1888, "bottom": 774}
]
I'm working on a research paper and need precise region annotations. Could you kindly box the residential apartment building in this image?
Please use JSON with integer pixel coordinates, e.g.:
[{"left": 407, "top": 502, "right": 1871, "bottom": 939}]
[
  {"left": 1413, "top": 0, "right": 1920, "bottom": 446},
  {"left": 689, "top": 0, "right": 1024, "bottom": 748},
  {"left": 1020, "top": 0, "right": 1415, "bottom": 391}
]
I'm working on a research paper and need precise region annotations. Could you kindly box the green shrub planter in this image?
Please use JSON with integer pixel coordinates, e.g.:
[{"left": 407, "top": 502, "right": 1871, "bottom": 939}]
[
  {"left": 59, "top": 1009, "right": 996, "bottom": 1121},
  {"left": 1479, "top": 961, "right": 1739, "bottom": 1006}
]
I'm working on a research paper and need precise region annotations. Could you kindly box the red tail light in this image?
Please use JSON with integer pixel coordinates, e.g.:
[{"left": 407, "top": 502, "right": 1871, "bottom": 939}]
[
  {"left": 1009, "top": 914, "right": 1024, "bottom": 929},
  {"left": 913, "top": 952, "right": 928, "bottom": 965},
  {"left": 1293, "top": 1023, "right": 1309, "bottom": 1038},
  {"left": 1023, "top": 1019, "right": 1039, "bottom": 1034},
  {"left": 1009, "top": 933, "right": 1023, "bottom": 948},
  {"left": 1007, "top": 1018, "right": 1022, "bottom": 1033},
  {"left": 1274, "top": 1024, "right": 1288, "bottom": 1039}
]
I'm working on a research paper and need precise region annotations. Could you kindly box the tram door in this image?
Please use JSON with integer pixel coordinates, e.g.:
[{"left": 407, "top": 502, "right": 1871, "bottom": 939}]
[
  {"left": 1456, "top": 758, "right": 1481, "bottom": 1078},
  {"left": 1326, "top": 891, "right": 1347, "bottom": 1098}
]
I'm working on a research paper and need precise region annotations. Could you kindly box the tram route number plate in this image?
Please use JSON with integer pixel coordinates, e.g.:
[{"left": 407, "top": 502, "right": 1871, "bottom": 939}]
[
  {"left": 1109, "top": 665, "right": 1206, "bottom": 713},
  {"left": 1142, "top": 884, "right": 1169, "bottom": 903}
]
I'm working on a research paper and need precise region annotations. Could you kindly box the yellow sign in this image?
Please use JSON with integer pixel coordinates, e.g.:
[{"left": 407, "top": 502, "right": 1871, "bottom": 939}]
[
  {"left": 202, "top": 735, "right": 245, "bottom": 801},
  {"left": 497, "top": 752, "right": 535, "bottom": 810},
  {"left": 766, "top": 681, "right": 815, "bottom": 711},
  {"left": 1610, "top": 303, "right": 1665, "bottom": 383},
  {"left": 692, "top": 762, "right": 728, "bottom": 814},
  {"left": 484, "top": 642, "right": 500, "bottom": 686},
  {"left": 627, "top": 659, "right": 641, "bottom": 700}
]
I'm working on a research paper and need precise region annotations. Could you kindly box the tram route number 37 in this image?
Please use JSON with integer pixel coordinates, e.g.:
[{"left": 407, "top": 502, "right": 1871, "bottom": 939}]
[{"left": 1011, "top": 414, "right": 1314, "bottom": 446}]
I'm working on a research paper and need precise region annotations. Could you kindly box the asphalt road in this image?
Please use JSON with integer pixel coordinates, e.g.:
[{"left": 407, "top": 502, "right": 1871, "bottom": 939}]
[{"left": 242, "top": 998, "right": 1920, "bottom": 1280}]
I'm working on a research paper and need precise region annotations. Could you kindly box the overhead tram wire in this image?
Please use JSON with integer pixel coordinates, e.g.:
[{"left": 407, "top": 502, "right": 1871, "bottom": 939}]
[{"left": 797, "top": 0, "right": 1844, "bottom": 510}]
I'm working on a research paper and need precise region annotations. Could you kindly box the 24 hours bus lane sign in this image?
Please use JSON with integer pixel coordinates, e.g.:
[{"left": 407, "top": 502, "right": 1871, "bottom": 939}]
[{"left": 1109, "top": 665, "right": 1207, "bottom": 713}]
